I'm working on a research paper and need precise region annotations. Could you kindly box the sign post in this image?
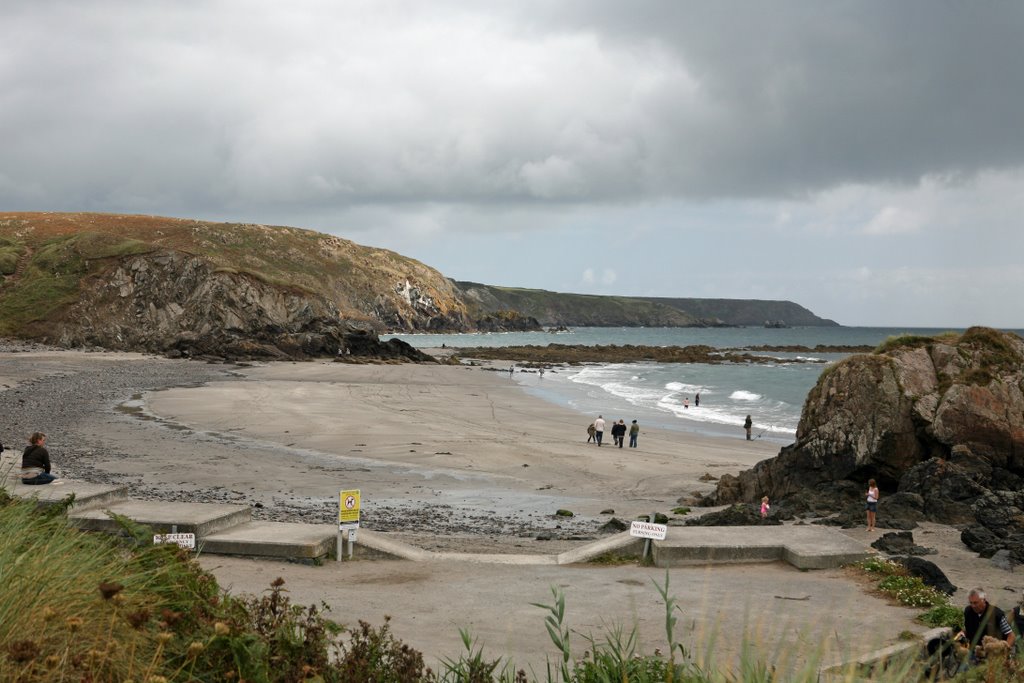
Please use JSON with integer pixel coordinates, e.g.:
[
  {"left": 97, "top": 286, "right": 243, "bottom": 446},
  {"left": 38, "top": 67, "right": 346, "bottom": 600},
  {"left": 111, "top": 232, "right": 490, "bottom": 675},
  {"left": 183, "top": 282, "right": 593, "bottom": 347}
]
[
  {"left": 629, "top": 514, "right": 668, "bottom": 562},
  {"left": 338, "top": 489, "right": 361, "bottom": 561}
]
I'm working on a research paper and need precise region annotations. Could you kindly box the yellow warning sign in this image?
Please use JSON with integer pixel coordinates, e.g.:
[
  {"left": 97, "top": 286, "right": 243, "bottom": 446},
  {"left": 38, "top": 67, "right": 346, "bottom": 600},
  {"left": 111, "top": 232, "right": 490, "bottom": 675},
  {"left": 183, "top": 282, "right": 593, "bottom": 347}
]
[{"left": 339, "top": 489, "right": 361, "bottom": 524}]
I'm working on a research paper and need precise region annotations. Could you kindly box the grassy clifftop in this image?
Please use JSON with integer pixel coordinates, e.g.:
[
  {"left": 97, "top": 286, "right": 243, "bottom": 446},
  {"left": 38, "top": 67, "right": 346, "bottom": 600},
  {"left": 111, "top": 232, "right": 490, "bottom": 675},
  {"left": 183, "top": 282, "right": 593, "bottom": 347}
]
[
  {"left": 455, "top": 282, "right": 838, "bottom": 328},
  {"left": 0, "top": 212, "right": 469, "bottom": 337}
]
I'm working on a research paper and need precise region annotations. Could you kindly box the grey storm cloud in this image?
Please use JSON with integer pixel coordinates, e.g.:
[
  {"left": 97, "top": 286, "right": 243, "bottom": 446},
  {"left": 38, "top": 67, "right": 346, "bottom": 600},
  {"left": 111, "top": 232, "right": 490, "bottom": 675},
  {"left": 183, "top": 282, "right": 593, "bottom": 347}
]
[{"left": 2, "top": 1, "right": 1023, "bottom": 213}]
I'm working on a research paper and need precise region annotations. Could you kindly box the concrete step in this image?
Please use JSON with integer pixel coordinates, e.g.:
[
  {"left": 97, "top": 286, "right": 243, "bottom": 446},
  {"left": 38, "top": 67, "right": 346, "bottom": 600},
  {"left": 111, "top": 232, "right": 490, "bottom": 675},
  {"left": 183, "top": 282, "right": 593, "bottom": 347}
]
[
  {"left": 5, "top": 475, "right": 130, "bottom": 511},
  {"left": 69, "top": 500, "right": 251, "bottom": 537},
  {"left": 202, "top": 522, "right": 336, "bottom": 560},
  {"left": 653, "top": 525, "right": 873, "bottom": 570}
]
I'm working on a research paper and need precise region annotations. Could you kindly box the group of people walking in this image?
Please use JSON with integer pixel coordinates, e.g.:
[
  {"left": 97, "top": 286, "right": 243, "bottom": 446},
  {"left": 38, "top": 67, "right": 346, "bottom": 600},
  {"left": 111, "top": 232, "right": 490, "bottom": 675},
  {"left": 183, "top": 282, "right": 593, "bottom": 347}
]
[{"left": 587, "top": 415, "right": 639, "bottom": 448}]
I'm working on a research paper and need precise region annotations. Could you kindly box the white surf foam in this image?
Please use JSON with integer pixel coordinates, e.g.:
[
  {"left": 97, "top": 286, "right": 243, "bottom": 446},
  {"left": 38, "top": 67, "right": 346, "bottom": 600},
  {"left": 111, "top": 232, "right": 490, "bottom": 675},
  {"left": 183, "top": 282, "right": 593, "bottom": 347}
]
[{"left": 730, "top": 390, "right": 761, "bottom": 401}]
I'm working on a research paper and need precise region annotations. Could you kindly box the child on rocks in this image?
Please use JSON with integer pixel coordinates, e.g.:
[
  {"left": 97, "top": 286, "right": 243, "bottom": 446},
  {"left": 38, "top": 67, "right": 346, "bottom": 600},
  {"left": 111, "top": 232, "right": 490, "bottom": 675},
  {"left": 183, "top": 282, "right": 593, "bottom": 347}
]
[{"left": 760, "top": 496, "right": 770, "bottom": 518}]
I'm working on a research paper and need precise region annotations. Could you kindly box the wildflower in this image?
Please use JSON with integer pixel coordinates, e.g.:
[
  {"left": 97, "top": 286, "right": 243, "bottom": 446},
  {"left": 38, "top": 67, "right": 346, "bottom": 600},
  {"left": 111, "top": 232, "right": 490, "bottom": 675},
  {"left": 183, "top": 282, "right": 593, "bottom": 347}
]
[
  {"left": 186, "top": 641, "right": 205, "bottom": 659},
  {"left": 157, "top": 633, "right": 173, "bottom": 645},
  {"left": 271, "top": 577, "right": 286, "bottom": 588},
  {"left": 148, "top": 676, "right": 168, "bottom": 683},
  {"left": 214, "top": 622, "right": 231, "bottom": 636},
  {"left": 223, "top": 671, "right": 237, "bottom": 680},
  {"left": 66, "top": 616, "right": 84, "bottom": 631},
  {"left": 44, "top": 654, "right": 61, "bottom": 669},
  {"left": 160, "top": 608, "right": 183, "bottom": 626},
  {"left": 98, "top": 581, "right": 125, "bottom": 600},
  {"left": 41, "top": 606, "right": 57, "bottom": 622},
  {"left": 6, "top": 640, "right": 40, "bottom": 663},
  {"left": 126, "top": 608, "right": 151, "bottom": 629}
]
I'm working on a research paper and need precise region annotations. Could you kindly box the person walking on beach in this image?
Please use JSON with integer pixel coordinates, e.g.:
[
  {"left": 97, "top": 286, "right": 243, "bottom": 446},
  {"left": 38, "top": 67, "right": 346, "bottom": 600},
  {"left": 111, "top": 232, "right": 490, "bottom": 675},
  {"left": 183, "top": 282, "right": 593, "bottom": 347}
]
[
  {"left": 628, "top": 420, "right": 639, "bottom": 448},
  {"left": 744, "top": 415, "right": 753, "bottom": 440},
  {"left": 587, "top": 423, "right": 596, "bottom": 443},
  {"left": 611, "top": 419, "right": 626, "bottom": 448},
  {"left": 594, "top": 415, "right": 606, "bottom": 446},
  {"left": 866, "top": 478, "right": 880, "bottom": 531},
  {"left": 21, "top": 432, "right": 58, "bottom": 485}
]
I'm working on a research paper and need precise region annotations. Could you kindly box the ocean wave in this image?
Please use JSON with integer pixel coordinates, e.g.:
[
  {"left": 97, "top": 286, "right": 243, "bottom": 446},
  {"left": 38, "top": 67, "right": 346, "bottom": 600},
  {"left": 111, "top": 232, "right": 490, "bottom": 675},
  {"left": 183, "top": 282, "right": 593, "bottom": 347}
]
[
  {"left": 664, "top": 381, "right": 703, "bottom": 393},
  {"left": 730, "top": 390, "right": 762, "bottom": 401}
]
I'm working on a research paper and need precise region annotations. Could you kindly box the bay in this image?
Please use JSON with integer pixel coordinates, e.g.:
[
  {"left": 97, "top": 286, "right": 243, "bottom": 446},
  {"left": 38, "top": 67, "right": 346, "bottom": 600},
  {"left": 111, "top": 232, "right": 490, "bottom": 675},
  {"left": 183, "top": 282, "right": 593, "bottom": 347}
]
[{"left": 384, "top": 326, "right": 1022, "bottom": 444}]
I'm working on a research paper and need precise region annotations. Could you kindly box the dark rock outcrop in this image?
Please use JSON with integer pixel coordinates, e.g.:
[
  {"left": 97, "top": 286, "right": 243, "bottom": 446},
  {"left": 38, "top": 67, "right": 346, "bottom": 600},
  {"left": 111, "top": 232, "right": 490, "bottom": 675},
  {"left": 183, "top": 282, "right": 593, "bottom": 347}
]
[
  {"left": 891, "top": 556, "right": 957, "bottom": 595},
  {"left": 712, "top": 328, "right": 1024, "bottom": 558},
  {"left": 870, "top": 531, "right": 935, "bottom": 556},
  {"left": 684, "top": 504, "right": 781, "bottom": 526}
]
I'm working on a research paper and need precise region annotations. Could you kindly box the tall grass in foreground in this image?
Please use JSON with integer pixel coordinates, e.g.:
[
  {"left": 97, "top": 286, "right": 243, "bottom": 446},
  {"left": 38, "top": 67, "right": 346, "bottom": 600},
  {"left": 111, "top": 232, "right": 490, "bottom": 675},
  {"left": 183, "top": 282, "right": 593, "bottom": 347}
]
[{"left": 1, "top": 491, "right": 1021, "bottom": 681}]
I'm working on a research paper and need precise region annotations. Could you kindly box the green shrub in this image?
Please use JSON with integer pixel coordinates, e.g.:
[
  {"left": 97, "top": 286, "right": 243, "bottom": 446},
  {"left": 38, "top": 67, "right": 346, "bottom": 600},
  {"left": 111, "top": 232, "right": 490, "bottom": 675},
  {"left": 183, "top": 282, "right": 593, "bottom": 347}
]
[{"left": 919, "top": 603, "right": 964, "bottom": 630}]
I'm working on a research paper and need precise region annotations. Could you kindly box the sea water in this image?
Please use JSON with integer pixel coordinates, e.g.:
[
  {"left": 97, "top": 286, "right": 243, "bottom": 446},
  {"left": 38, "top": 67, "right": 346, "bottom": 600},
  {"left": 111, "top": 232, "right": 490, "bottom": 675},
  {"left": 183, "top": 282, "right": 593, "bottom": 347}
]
[{"left": 384, "top": 326, "right": 1022, "bottom": 444}]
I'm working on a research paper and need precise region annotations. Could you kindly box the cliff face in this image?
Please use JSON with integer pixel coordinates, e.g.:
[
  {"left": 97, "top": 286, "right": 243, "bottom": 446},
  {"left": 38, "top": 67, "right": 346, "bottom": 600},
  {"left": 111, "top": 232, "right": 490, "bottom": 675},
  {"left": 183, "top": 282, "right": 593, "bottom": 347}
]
[
  {"left": 454, "top": 281, "right": 702, "bottom": 327},
  {"left": 1, "top": 212, "right": 839, "bottom": 358},
  {"left": 0, "top": 213, "right": 472, "bottom": 357},
  {"left": 637, "top": 297, "right": 839, "bottom": 327},
  {"left": 715, "top": 327, "right": 1024, "bottom": 560},
  {"left": 456, "top": 283, "right": 838, "bottom": 328}
]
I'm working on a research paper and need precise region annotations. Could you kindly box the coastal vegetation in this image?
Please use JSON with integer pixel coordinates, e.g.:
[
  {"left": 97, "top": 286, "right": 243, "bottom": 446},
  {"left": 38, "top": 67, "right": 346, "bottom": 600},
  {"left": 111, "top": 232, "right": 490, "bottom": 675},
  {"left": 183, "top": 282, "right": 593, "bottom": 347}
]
[{"left": 3, "top": 491, "right": 1021, "bottom": 681}]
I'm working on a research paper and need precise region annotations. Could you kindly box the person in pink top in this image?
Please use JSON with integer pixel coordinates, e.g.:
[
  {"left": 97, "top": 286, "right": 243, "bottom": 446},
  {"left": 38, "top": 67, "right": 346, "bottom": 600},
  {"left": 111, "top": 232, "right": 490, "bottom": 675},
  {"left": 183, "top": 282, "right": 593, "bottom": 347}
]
[{"left": 760, "top": 496, "right": 770, "bottom": 518}]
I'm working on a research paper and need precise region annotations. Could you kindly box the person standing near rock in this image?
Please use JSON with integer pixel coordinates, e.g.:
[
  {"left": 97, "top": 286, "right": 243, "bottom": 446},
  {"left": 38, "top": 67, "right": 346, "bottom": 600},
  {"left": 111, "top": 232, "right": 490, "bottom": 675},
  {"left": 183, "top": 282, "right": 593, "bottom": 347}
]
[
  {"left": 593, "top": 415, "right": 605, "bottom": 446},
  {"left": 743, "top": 415, "right": 752, "bottom": 440},
  {"left": 21, "top": 432, "right": 58, "bottom": 485},
  {"left": 628, "top": 420, "right": 639, "bottom": 448},
  {"left": 866, "top": 478, "right": 879, "bottom": 531}
]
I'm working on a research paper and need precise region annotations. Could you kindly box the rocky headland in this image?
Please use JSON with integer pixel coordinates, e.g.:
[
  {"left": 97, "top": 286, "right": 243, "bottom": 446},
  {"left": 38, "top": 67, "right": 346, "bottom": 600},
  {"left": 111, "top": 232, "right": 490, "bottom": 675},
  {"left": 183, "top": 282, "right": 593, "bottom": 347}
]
[
  {"left": 1, "top": 212, "right": 839, "bottom": 361},
  {"left": 710, "top": 327, "right": 1024, "bottom": 564}
]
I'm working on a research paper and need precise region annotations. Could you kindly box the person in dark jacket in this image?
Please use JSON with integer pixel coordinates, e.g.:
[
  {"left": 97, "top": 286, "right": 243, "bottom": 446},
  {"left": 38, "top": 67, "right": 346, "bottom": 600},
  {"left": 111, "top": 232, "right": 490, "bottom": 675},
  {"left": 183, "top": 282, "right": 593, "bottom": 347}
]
[
  {"left": 611, "top": 420, "right": 627, "bottom": 448},
  {"left": 21, "top": 432, "right": 58, "bottom": 485}
]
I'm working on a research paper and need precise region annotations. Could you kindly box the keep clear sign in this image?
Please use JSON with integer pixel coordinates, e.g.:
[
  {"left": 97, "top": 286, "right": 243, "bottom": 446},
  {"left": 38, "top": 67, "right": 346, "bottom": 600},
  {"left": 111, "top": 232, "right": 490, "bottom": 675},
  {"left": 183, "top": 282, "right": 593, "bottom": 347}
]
[
  {"left": 629, "top": 520, "right": 668, "bottom": 541},
  {"left": 153, "top": 533, "right": 196, "bottom": 549}
]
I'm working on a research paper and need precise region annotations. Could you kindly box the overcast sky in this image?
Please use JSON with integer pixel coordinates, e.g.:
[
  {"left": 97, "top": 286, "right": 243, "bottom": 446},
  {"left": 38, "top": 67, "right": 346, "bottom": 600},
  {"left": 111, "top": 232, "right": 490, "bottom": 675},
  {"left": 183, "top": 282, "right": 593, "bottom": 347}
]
[{"left": 3, "top": 2, "right": 1023, "bottom": 327}]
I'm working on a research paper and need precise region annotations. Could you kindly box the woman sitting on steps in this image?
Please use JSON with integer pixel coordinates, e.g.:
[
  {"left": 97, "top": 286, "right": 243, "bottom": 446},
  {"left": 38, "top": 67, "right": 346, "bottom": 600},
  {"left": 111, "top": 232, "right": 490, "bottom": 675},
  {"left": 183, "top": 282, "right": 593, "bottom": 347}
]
[{"left": 21, "top": 432, "right": 59, "bottom": 485}]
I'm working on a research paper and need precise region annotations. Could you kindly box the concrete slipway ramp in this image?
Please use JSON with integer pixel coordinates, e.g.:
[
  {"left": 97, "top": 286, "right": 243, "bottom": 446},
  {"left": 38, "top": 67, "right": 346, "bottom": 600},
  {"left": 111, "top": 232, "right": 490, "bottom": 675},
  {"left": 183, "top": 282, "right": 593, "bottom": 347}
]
[
  {"left": 13, "top": 476, "right": 937, "bottom": 678},
  {"left": 6, "top": 476, "right": 872, "bottom": 569}
]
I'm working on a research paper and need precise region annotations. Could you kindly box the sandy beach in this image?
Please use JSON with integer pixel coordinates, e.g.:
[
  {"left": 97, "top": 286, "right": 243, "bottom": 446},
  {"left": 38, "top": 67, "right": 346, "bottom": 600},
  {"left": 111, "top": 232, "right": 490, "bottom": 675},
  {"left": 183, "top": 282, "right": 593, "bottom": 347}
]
[
  {"left": 143, "top": 358, "right": 780, "bottom": 546},
  {"left": 2, "top": 346, "right": 1020, "bottom": 671}
]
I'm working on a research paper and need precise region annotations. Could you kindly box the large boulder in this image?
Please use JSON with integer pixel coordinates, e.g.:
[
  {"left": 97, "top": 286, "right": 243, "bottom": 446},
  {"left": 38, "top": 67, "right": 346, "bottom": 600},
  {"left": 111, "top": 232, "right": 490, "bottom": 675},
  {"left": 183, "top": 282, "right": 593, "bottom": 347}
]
[
  {"left": 712, "top": 328, "right": 1024, "bottom": 556},
  {"left": 891, "top": 556, "right": 957, "bottom": 595}
]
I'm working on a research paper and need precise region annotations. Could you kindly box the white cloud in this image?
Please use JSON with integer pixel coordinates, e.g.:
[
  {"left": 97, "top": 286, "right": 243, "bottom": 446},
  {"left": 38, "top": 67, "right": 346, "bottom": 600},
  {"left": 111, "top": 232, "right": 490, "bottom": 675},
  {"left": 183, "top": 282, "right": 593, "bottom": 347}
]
[
  {"left": 581, "top": 268, "right": 595, "bottom": 284},
  {"left": 601, "top": 268, "right": 618, "bottom": 286},
  {"left": 862, "top": 206, "right": 926, "bottom": 235}
]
